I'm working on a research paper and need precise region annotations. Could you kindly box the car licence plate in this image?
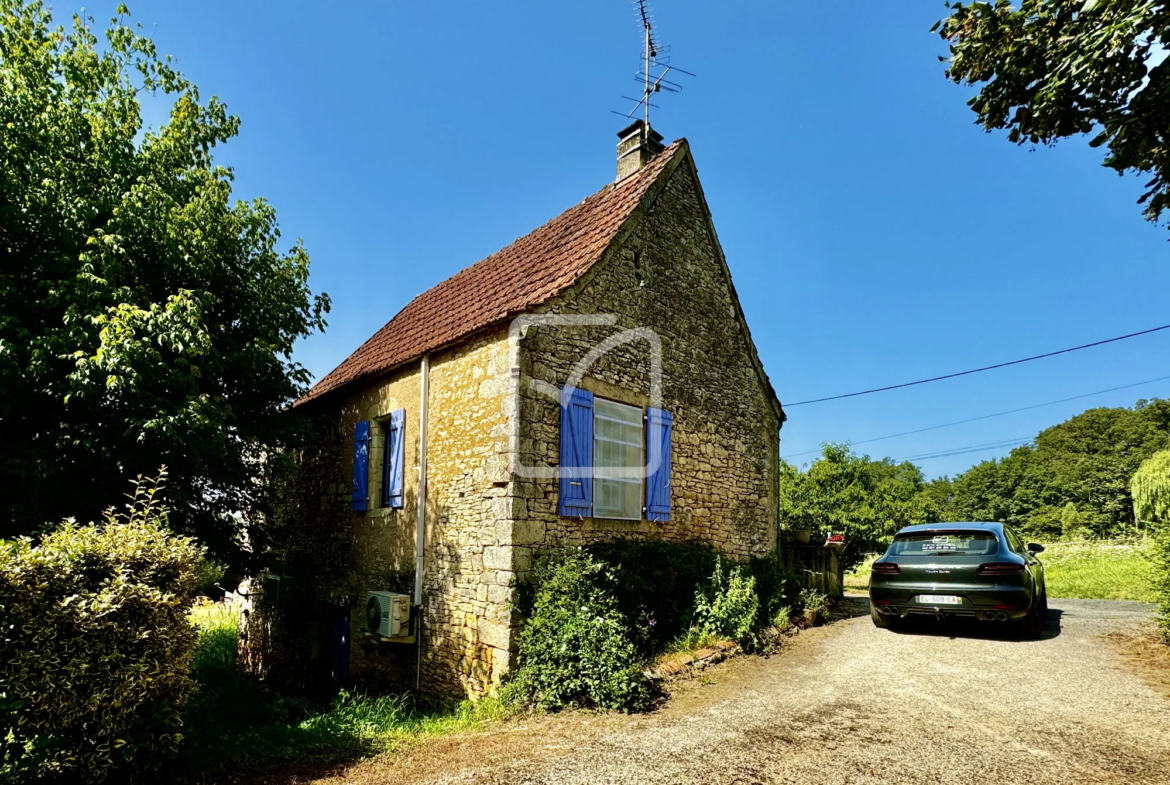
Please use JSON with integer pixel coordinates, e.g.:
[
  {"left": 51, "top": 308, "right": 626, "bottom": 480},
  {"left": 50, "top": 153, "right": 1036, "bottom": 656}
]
[{"left": 916, "top": 595, "right": 962, "bottom": 605}]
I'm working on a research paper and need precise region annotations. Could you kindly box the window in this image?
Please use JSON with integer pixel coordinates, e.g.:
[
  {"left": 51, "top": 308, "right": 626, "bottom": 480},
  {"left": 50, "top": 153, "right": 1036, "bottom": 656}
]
[
  {"left": 889, "top": 531, "right": 998, "bottom": 557},
  {"left": 593, "top": 398, "right": 643, "bottom": 520},
  {"left": 558, "top": 387, "right": 672, "bottom": 522}
]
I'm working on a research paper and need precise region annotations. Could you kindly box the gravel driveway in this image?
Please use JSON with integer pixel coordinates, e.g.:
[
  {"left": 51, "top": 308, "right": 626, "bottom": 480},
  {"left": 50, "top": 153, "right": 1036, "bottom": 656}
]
[{"left": 317, "top": 598, "right": 1170, "bottom": 785}]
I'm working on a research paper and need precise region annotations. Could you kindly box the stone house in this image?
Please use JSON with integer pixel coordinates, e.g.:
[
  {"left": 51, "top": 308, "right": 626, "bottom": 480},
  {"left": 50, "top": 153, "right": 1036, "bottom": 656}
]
[{"left": 246, "top": 122, "right": 786, "bottom": 701}]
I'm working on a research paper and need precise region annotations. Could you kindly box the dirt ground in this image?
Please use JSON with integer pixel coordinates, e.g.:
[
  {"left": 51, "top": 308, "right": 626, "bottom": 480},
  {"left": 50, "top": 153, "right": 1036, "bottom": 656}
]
[{"left": 252, "top": 598, "right": 1170, "bottom": 785}]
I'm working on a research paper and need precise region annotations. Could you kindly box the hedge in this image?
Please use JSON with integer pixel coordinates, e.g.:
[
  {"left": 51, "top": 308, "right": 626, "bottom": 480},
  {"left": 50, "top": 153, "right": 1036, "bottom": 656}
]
[{"left": 0, "top": 481, "right": 203, "bottom": 782}]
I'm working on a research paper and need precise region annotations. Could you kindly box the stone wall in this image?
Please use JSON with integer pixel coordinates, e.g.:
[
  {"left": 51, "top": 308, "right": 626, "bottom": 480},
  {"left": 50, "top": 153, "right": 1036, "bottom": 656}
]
[
  {"left": 513, "top": 153, "right": 781, "bottom": 564},
  {"left": 244, "top": 328, "right": 516, "bottom": 701}
]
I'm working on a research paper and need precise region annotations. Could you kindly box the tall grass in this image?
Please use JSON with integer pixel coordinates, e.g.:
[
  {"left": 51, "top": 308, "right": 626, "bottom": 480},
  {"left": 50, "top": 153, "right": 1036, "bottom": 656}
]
[
  {"left": 180, "top": 603, "right": 514, "bottom": 777},
  {"left": 1041, "top": 539, "right": 1158, "bottom": 602},
  {"left": 844, "top": 553, "right": 879, "bottom": 591}
]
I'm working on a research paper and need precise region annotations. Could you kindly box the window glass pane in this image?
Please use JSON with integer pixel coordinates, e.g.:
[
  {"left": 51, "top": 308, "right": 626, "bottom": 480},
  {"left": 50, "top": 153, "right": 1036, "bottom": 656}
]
[
  {"left": 889, "top": 532, "right": 999, "bottom": 556},
  {"left": 593, "top": 398, "right": 643, "bottom": 520},
  {"left": 596, "top": 398, "right": 641, "bottom": 424},
  {"left": 595, "top": 477, "right": 641, "bottom": 520},
  {"left": 594, "top": 441, "right": 641, "bottom": 475},
  {"left": 596, "top": 416, "right": 641, "bottom": 444}
]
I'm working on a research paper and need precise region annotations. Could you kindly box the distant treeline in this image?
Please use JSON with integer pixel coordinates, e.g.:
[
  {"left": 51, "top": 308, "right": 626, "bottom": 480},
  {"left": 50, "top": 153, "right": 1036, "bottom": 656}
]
[{"left": 780, "top": 399, "right": 1170, "bottom": 567}]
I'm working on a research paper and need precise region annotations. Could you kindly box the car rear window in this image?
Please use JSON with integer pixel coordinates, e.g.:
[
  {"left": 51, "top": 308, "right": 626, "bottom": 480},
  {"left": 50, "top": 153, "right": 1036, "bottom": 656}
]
[{"left": 889, "top": 531, "right": 998, "bottom": 556}]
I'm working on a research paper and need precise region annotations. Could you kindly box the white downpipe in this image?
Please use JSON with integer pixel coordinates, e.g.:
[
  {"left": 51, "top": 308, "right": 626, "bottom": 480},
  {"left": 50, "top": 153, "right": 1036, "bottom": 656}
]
[{"left": 415, "top": 354, "right": 430, "bottom": 690}]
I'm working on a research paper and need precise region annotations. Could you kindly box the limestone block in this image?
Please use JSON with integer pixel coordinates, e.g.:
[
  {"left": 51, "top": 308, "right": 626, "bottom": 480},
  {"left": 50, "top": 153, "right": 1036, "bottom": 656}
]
[
  {"left": 477, "top": 618, "right": 511, "bottom": 651},
  {"left": 483, "top": 546, "right": 512, "bottom": 571}
]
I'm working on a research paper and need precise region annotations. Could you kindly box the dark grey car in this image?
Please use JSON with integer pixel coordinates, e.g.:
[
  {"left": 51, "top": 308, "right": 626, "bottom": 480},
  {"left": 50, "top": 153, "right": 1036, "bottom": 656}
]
[{"left": 868, "top": 522, "right": 1047, "bottom": 638}]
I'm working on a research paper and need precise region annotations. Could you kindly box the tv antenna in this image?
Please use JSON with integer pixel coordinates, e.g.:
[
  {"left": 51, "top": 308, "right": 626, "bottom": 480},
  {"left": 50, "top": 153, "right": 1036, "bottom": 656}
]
[{"left": 613, "top": 0, "right": 694, "bottom": 127}]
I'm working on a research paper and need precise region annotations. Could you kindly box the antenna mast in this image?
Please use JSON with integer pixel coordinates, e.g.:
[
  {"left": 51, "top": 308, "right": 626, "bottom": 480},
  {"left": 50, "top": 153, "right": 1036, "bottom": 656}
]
[{"left": 613, "top": 0, "right": 694, "bottom": 129}]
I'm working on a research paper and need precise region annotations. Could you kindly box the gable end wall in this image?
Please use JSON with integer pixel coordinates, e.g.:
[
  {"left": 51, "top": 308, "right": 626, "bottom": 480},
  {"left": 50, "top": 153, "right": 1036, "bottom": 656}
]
[{"left": 513, "top": 155, "right": 781, "bottom": 560}]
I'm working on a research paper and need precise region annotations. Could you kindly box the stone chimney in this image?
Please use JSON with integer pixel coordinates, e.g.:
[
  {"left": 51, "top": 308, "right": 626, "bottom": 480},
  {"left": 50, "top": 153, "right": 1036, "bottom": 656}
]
[{"left": 616, "top": 119, "right": 665, "bottom": 181}]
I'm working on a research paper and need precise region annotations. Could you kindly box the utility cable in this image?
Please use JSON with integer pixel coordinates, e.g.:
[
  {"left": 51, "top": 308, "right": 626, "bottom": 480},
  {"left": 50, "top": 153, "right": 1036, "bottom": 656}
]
[
  {"left": 785, "top": 323, "right": 1170, "bottom": 407},
  {"left": 897, "top": 437, "right": 1033, "bottom": 463},
  {"left": 783, "top": 374, "right": 1170, "bottom": 459}
]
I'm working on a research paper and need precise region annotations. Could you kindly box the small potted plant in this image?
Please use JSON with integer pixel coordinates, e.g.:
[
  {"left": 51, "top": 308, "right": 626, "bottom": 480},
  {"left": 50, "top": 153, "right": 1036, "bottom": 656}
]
[
  {"left": 798, "top": 588, "right": 827, "bottom": 627},
  {"left": 824, "top": 533, "right": 845, "bottom": 552}
]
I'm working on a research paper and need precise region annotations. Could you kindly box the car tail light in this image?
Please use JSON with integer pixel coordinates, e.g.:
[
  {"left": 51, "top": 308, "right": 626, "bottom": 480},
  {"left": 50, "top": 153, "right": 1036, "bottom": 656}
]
[
  {"left": 977, "top": 562, "right": 1025, "bottom": 576},
  {"left": 871, "top": 562, "right": 900, "bottom": 575}
]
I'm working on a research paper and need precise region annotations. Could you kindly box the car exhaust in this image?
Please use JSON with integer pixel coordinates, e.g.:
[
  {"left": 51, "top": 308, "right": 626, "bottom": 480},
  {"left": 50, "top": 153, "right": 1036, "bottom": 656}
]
[{"left": 996, "top": 612, "right": 1009, "bottom": 621}]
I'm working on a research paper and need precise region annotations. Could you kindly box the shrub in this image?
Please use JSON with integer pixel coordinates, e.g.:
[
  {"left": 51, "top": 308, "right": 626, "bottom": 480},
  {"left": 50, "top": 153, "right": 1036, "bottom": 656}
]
[
  {"left": 511, "top": 551, "right": 650, "bottom": 711},
  {"left": 746, "top": 552, "right": 803, "bottom": 629},
  {"left": 690, "top": 559, "right": 760, "bottom": 644},
  {"left": 0, "top": 477, "right": 203, "bottom": 782},
  {"left": 586, "top": 540, "right": 718, "bottom": 654},
  {"left": 798, "top": 588, "right": 827, "bottom": 612}
]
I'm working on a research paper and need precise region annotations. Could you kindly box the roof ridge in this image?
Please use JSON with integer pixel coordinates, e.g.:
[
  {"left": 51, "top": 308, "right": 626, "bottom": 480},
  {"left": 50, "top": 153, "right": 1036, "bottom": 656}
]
[{"left": 299, "top": 139, "right": 687, "bottom": 405}]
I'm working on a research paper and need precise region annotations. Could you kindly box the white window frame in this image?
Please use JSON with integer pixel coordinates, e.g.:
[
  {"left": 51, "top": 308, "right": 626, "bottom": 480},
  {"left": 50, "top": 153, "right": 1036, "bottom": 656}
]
[{"left": 593, "top": 397, "right": 644, "bottom": 521}]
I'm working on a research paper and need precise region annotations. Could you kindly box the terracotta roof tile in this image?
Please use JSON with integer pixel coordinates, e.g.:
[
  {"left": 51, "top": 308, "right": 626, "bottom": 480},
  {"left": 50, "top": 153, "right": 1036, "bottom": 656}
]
[{"left": 299, "top": 140, "right": 687, "bottom": 405}]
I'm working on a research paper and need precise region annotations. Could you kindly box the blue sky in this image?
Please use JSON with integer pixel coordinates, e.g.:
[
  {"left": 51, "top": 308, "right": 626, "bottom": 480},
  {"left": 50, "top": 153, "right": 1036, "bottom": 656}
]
[{"left": 127, "top": 0, "right": 1170, "bottom": 478}]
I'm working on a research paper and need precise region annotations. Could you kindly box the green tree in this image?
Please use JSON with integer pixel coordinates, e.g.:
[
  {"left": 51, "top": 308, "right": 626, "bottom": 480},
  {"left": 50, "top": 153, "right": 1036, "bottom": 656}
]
[
  {"left": 950, "top": 400, "right": 1170, "bottom": 538},
  {"left": 1060, "top": 502, "right": 1087, "bottom": 539},
  {"left": 1133, "top": 450, "right": 1170, "bottom": 525},
  {"left": 936, "top": 1, "right": 1170, "bottom": 228},
  {"left": 1131, "top": 450, "right": 1170, "bottom": 637},
  {"left": 779, "top": 443, "right": 936, "bottom": 568},
  {"left": 0, "top": 2, "right": 328, "bottom": 566}
]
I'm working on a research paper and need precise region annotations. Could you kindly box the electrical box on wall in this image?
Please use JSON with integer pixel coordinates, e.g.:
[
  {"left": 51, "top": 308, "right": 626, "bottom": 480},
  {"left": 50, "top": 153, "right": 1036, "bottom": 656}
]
[{"left": 364, "top": 591, "right": 411, "bottom": 639}]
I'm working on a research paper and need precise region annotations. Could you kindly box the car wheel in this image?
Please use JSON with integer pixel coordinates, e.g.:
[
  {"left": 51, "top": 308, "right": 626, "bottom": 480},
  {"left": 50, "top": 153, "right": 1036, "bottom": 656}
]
[
  {"left": 871, "top": 606, "right": 898, "bottom": 630},
  {"left": 1038, "top": 589, "right": 1049, "bottom": 620},
  {"left": 1015, "top": 603, "right": 1042, "bottom": 640}
]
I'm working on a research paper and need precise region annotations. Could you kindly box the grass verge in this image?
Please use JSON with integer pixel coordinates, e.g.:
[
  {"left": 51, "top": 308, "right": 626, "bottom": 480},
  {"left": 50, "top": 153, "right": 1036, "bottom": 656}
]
[
  {"left": 844, "top": 554, "right": 878, "bottom": 592},
  {"left": 1041, "top": 539, "right": 1158, "bottom": 602},
  {"left": 1106, "top": 626, "right": 1170, "bottom": 699},
  {"left": 178, "top": 604, "right": 515, "bottom": 779}
]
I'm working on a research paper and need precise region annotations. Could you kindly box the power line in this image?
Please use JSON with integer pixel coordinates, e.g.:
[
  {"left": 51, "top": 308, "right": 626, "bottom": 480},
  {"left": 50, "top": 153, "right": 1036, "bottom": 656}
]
[
  {"left": 897, "top": 437, "right": 1033, "bottom": 463},
  {"left": 785, "top": 323, "right": 1170, "bottom": 407},
  {"left": 783, "top": 374, "right": 1170, "bottom": 459}
]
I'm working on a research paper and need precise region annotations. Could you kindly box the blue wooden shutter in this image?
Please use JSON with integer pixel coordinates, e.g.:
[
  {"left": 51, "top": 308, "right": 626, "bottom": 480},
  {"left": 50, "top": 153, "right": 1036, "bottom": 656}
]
[
  {"left": 559, "top": 387, "right": 594, "bottom": 516},
  {"left": 385, "top": 408, "right": 406, "bottom": 509},
  {"left": 646, "top": 408, "right": 672, "bottom": 522},
  {"left": 352, "top": 420, "right": 370, "bottom": 511}
]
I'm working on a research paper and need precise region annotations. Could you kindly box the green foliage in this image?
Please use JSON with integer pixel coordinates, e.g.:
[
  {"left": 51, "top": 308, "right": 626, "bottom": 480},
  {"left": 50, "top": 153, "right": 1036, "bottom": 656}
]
[
  {"left": 950, "top": 401, "right": 1170, "bottom": 538},
  {"left": 193, "top": 557, "right": 228, "bottom": 597},
  {"left": 586, "top": 539, "right": 719, "bottom": 654},
  {"left": 0, "top": 475, "right": 203, "bottom": 782},
  {"left": 745, "top": 551, "right": 804, "bottom": 631},
  {"left": 0, "top": 0, "right": 329, "bottom": 567},
  {"left": 1131, "top": 450, "right": 1170, "bottom": 636},
  {"left": 181, "top": 603, "right": 516, "bottom": 776},
  {"left": 511, "top": 551, "right": 650, "bottom": 712},
  {"left": 797, "top": 588, "right": 827, "bottom": 612},
  {"left": 1040, "top": 539, "right": 1159, "bottom": 602},
  {"left": 770, "top": 605, "right": 791, "bottom": 630},
  {"left": 780, "top": 443, "right": 938, "bottom": 569},
  {"left": 510, "top": 543, "right": 804, "bottom": 712},
  {"left": 1132, "top": 450, "right": 1170, "bottom": 525},
  {"left": 691, "top": 560, "right": 759, "bottom": 645},
  {"left": 936, "top": 1, "right": 1170, "bottom": 228}
]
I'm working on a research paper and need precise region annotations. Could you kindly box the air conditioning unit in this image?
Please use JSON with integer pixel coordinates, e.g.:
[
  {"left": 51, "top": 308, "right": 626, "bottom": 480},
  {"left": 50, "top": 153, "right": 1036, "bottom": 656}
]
[{"left": 365, "top": 591, "right": 411, "bottom": 638}]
